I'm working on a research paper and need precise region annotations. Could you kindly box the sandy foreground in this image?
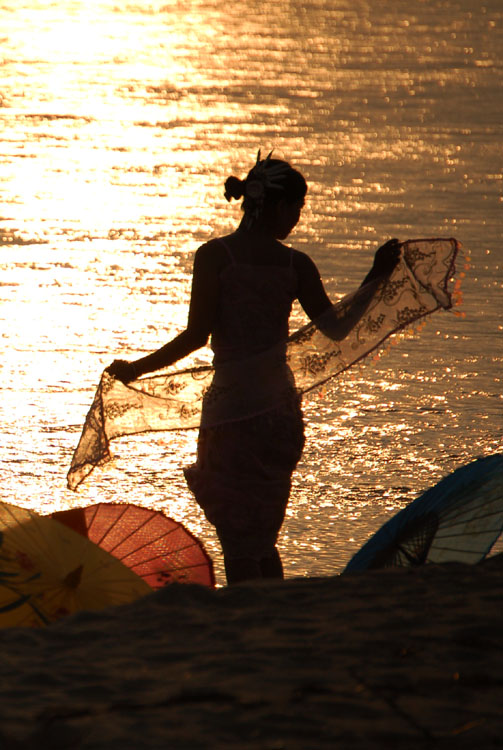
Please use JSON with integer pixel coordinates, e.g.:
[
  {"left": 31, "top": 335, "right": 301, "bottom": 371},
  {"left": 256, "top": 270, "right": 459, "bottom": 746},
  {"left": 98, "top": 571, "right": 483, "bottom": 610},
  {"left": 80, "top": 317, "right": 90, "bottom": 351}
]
[{"left": 0, "top": 555, "right": 502, "bottom": 750}]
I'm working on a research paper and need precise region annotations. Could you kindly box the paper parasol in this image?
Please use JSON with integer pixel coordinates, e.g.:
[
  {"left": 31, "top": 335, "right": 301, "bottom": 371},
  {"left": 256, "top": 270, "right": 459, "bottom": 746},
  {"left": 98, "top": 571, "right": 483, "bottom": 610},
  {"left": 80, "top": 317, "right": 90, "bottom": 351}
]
[
  {"left": 0, "top": 502, "right": 151, "bottom": 627},
  {"left": 52, "top": 503, "right": 215, "bottom": 588},
  {"left": 344, "top": 454, "right": 503, "bottom": 572}
]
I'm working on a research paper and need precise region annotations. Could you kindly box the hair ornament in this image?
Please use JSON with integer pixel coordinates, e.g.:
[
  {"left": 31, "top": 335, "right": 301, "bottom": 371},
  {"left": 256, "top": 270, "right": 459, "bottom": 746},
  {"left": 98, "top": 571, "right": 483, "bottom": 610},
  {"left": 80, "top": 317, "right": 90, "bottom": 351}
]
[
  {"left": 248, "top": 149, "right": 291, "bottom": 191},
  {"left": 240, "top": 149, "right": 293, "bottom": 228},
  {"left": 244, "top": 179, "right": 265, "bottom": 200}
]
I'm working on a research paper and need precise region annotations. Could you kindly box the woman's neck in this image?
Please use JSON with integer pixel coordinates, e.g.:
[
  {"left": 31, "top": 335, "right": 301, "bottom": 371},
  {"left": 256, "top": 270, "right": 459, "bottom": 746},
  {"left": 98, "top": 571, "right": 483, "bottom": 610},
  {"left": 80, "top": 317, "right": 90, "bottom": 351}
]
[{"left": 236, "top": 218, "right": 277, "bottom": 241}]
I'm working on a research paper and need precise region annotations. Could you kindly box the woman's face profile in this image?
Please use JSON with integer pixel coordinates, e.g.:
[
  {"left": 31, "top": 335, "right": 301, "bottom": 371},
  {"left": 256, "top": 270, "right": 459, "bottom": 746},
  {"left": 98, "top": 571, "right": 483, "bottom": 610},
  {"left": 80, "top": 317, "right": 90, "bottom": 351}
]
[{"left": 275, "top": 198, "right": 304, "bottom": 239}]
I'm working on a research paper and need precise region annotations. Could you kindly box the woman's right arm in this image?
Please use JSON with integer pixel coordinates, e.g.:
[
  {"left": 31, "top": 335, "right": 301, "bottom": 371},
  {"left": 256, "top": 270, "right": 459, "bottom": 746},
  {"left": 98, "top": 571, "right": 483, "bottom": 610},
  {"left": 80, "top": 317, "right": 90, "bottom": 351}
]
[{"left": 107, "top": 241, "right": 224, "bottom": 382}]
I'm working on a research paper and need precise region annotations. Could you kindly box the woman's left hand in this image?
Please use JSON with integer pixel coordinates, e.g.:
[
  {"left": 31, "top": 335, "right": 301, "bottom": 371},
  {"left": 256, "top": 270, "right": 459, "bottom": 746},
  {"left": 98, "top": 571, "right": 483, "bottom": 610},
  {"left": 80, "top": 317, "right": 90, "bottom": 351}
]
[
  {"left": 373, "top": 238, "right": 401, "bottom": 276},
  {"left": 106, "top": 359, "right": 137, "bottom": 384}
]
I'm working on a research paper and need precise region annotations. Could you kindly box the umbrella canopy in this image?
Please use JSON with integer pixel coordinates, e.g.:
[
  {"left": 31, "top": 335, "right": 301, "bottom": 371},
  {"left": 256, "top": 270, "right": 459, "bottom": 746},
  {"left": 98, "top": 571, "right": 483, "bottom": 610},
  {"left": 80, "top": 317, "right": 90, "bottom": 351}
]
[
  {"left": 344, "top": 454, "right": 503, "bottom": 573},
  {"left": 52, "top": 503, "right": 215, "bottom": 588},
  {"left": 0, "top": 502, "right": 151, "bottom": 627}
]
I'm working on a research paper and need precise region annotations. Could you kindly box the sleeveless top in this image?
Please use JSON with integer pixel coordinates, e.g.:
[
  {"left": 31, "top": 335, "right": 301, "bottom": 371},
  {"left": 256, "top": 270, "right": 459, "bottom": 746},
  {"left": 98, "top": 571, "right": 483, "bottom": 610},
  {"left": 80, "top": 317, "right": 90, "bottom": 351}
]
[
  {"left": 210, "top": 239, "right": 298, "bottom": 366},
  {"left": 199, "top": 239, "right": 299, "bottom": 427}
]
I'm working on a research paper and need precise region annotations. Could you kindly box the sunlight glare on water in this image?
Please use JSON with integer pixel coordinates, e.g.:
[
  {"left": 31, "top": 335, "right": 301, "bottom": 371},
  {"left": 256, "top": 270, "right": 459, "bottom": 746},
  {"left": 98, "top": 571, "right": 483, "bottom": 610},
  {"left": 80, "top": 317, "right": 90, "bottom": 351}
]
[{"left": 1, "top": 0, "right": 501, "bottom": 584}]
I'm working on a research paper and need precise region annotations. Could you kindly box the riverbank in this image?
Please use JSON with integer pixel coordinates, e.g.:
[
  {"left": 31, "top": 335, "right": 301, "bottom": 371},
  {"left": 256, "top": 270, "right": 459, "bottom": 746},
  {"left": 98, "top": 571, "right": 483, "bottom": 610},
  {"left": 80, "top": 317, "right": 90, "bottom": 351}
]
[{"left": 0, "top": 555, "right": 501, "bottom": 749}]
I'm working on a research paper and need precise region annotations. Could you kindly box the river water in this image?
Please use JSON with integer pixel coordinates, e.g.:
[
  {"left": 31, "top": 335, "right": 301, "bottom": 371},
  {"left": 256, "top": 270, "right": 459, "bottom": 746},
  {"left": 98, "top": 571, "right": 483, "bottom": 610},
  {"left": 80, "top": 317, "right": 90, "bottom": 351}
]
[{"left": 1, "top": 0, "right": 501, "bottom": 584}]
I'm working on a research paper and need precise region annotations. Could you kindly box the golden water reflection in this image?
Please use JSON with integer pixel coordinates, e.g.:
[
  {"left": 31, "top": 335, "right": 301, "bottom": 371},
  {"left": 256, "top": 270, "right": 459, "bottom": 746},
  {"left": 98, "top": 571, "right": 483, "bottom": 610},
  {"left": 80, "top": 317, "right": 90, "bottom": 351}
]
[{"left": 1, "top": 0, "right": 502, "bottom": 584}]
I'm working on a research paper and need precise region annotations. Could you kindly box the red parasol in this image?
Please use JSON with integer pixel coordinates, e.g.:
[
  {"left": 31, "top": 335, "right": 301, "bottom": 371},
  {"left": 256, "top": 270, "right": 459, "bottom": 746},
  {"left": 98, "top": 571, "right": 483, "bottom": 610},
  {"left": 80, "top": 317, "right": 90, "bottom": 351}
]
[{"left": 52, "top": 503, "right": 215, "bottom": 588}]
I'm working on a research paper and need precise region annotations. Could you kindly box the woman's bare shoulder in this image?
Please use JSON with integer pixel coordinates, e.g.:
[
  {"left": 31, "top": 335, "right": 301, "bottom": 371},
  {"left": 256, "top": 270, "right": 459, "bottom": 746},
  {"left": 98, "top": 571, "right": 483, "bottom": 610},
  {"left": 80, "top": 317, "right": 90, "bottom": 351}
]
[
  {"left": 194, "top": 237, "right": 229, "bottom": 269},
  {"left": 291, "top": 248, "right": 322, "bottom": 278}
]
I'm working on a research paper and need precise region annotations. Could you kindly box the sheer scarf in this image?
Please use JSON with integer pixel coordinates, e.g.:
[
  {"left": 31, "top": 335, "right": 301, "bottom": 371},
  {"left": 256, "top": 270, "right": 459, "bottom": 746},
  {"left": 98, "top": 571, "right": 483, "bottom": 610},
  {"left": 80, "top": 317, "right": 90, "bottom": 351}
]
[{"left": 68, "top": 238, "right": 461, "bottom": 490}]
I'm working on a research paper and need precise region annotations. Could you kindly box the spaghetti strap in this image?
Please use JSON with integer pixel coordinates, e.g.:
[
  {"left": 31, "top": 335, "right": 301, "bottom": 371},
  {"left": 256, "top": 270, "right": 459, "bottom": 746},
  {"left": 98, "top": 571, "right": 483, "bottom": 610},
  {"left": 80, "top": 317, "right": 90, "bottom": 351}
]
[{"left": 217, "top": 238, "right": 235, "bottom": 264}]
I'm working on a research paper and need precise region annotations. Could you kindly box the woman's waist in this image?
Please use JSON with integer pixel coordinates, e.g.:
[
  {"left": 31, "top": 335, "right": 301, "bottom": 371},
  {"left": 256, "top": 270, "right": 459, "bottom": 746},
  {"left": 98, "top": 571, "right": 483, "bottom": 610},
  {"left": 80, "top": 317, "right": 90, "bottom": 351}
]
[
  {"left": 211, "top": 341, "right": 288, "bottom": 368},
  {"left": 211, "top": 330, "right": 288, "bottom": 362},
  {"left": 212, "top": 350, "right": 290, "bottom": 384},
  {"left": 201, "top": 350, "right": 298, "bottom": 427}
]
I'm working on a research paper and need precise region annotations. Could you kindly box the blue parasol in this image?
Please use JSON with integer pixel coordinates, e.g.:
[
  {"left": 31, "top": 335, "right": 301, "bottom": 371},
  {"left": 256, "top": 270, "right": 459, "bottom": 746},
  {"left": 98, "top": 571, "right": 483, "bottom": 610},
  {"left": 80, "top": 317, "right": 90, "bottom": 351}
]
[{"left": 344, "top": 454, "right": 503, "bottom": 572}]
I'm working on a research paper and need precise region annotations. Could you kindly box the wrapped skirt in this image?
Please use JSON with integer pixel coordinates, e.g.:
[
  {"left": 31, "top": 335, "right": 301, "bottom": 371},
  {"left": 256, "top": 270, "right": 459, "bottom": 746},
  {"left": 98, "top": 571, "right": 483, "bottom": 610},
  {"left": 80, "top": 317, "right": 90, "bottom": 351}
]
[{"left": 184, "top": 396, "right": 304, "bottom": 560}]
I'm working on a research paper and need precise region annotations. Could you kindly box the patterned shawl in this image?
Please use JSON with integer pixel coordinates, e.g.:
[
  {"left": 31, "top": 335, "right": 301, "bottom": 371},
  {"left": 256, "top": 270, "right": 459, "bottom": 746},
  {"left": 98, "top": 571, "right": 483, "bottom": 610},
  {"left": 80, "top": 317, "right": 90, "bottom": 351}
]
[{"left": 68, "top": 238, "right": 461, "bottom": 490}]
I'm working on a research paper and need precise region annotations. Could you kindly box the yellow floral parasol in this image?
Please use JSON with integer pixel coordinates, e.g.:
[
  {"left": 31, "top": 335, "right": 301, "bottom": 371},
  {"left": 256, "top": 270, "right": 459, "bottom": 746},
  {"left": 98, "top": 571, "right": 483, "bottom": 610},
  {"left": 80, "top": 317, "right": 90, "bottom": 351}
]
[{"left": 0, "top": 502, "right": 151, "bottom": 627}]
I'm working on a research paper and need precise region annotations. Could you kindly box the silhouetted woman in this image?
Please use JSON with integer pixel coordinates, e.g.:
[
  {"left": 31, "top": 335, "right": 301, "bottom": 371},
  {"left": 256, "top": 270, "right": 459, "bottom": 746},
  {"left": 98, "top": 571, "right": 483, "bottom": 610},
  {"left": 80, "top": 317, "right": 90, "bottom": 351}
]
[{"left": 107, "top": 152, "right": 399, "bottom": 584}]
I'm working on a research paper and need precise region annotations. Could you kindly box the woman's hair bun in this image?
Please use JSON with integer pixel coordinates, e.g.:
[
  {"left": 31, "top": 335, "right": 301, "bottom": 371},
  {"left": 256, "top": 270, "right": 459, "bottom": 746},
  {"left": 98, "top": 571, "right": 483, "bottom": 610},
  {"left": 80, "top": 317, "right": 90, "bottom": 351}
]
[{"left": 224, "top": 175, "right": 244, "bottom": 202}]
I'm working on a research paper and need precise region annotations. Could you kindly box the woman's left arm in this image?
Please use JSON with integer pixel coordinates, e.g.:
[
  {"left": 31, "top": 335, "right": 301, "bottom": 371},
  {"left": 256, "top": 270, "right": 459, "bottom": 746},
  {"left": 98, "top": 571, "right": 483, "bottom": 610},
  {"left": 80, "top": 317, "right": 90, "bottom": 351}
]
[
  {"left": 296, "top": 239, "right": 401, "bottom": 343},
  {"left": 107, "top": 242, "right": 221, "bottom": 383},
  {"left": 360, "top": 238, "right": 401, "bottom": 287}
]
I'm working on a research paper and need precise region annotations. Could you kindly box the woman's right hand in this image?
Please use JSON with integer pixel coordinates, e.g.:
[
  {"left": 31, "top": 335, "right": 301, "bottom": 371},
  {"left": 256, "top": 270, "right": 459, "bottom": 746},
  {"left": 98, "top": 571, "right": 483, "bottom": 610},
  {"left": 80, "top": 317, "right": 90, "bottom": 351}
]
[{"left": 106, "top": 359, "right": 137, "bottom": 384}]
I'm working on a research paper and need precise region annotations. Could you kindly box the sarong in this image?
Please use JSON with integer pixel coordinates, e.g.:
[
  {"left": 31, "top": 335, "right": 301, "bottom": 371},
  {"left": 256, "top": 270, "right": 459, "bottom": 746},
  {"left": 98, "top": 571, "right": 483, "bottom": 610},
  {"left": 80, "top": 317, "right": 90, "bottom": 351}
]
[{"left": 184, "top": 395, "right": 305, "bottom": 559}]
